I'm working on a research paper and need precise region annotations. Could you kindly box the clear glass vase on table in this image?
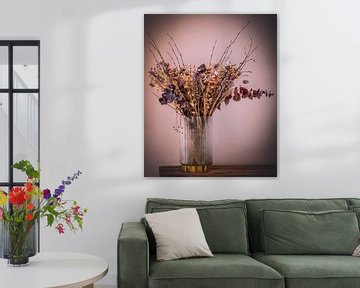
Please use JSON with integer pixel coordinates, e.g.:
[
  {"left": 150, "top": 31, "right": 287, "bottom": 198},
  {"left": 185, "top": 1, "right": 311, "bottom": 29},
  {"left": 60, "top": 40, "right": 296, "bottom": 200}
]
[
  {"left": 178, "top": 115, "right": 213, "bottom": 173},
  {"left": 0, "top": 218, "right": 37, "bottom": 266}
]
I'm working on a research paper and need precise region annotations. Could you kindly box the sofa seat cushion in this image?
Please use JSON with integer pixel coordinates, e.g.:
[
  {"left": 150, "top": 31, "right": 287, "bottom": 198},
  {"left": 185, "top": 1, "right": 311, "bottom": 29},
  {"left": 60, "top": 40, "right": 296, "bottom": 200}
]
[
  {"left": 149, "top": 254, "right": 284, "bottom": 288},
  {"left": 252, "top": 252, "right": 360, "bottom": 288}
]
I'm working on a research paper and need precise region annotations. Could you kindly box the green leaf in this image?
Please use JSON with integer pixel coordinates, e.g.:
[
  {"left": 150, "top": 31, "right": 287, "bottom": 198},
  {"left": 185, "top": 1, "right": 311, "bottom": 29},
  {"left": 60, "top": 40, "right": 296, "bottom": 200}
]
[
  {"left": 75, "top": 215, "right": 83, "bottom": 230},
  {"left": 12, "top": 160, "right": 30, "bottom": 170},
  {"left": 48, "top": 206, "right": 60, "bottom": 217},
  {"left": 47, "top": 214, "right": 54, "bottom": 227},
  {"left": 43, "top": 204, "right": 60, "bottom": 217},
  {"left": 12, "top": 160, "right": 40, "bottom": 180}
]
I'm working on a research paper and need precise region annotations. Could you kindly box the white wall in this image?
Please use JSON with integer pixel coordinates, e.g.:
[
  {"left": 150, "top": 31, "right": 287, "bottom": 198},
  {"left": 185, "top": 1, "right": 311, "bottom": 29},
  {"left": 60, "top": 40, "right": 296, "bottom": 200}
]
[{"left": 1, "top": 0, "right": 360, "bottom": 286}]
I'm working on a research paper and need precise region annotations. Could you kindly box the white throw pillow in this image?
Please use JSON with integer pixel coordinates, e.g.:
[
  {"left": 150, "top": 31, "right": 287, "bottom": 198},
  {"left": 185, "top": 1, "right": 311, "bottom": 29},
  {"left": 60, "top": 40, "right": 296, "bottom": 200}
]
[
  {"left": 353, "top": 244, "right": 360, "bottom": 256},
  {"left": 145, "top": 208, "right": 213, "bottom": 261}
]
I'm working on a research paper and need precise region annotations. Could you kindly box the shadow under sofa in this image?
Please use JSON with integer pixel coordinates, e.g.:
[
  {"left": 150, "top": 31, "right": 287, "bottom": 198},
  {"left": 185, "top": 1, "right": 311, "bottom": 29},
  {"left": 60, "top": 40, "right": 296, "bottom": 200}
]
[{"left": 118, "top": 198, "right": 360, "bottom": 288}]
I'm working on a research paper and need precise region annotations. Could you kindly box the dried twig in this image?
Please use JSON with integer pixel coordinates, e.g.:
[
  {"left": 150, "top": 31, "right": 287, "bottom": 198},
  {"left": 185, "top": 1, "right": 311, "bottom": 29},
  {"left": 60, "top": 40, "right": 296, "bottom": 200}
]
[
  {"left": 168, "top": 41, "right": 181, "bottom": 68},
  {"left": 146, "top": 33, "right": 166, "bottom": 64},
  {"left": 166, "top": 52, "right": 177, "bottom": 68},
  {"left": 167, "top": 33, "right": 185, "bottom": 66},
  {"left": 209, "top": 40, "right": 217, "bottom": 66},
  {"left": 217, "top": 21, "right": 250, "bottom": 67},
  {"left": 148, "top": 49, "right": 159, "bottom": 64}
]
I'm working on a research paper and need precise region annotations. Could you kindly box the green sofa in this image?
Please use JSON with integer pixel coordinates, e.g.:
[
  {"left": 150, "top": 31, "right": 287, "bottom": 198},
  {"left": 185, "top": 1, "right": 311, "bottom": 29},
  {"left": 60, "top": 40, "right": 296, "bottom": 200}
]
[{"left": 118, "top": 198, "right": 360, "bottom": 288}]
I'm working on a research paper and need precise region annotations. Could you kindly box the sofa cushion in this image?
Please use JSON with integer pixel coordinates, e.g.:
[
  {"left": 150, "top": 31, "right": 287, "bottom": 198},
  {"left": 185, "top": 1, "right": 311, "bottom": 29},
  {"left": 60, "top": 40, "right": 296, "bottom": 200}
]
[
  {"left": 146, "top": 198, "right": 249, "bottom": 254},
  {"left": 261, "top": 209, "right": 359, "bottom": 255},
  {"left": 246, "top": 198, "right": 349, "bottom": 252},
  {"left": 347, "top": 198, "right": 360, "bottom": 207},
  {"left": 145, "top": 208, "right": 213, "bottom": 261},
  {"left": 149, "top": 254, "right": 284, "bottom": 288},
  {"left": 349, "top": 205, "right": 360, "bottom": 228},
  {"left": 346, "top": 199, "right": 360, "bottom": 229},
  {"left": 252, "top": 252, "right": 360, "bottom": 288}
]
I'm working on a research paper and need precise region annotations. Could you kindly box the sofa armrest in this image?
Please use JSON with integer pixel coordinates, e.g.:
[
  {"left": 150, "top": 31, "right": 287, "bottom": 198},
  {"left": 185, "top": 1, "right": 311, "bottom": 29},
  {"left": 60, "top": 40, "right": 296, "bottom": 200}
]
[{"left": 118, "top": 222, "right": 149, "bottom": 288}]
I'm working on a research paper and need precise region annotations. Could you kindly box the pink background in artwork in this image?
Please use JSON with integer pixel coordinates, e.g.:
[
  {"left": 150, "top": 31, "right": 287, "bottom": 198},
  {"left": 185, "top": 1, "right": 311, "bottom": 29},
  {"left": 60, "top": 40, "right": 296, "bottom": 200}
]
[{"left": 144, "top": 14, "right": 277, "bottom": 176}]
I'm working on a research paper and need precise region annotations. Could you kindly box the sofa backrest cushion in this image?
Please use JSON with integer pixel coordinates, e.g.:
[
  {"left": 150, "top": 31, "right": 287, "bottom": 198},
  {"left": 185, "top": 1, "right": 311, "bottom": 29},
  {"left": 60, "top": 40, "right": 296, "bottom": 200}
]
[
  {"left": 145, "top": 198, "right": 249, "bottom": 254},
  {"left": 246, "top": 198, "right": 349, "bottom": 252},
  {"left": 347, "top": 199, "right": 360, "bottom": 228},
  {"left": 261, "top": 209, "right": 359, "bottom": 255},
  {"left": 348, "top": 198, "right": 360, "bottom": 207}
]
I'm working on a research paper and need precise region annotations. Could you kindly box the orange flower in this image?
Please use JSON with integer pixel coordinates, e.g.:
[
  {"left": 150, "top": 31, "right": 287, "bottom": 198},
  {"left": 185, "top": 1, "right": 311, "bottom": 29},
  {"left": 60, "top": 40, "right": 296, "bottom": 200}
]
[
  {"left": 26, "top": 214, "right": 33, "bottom": 221},
  {"left": 25, "top": 182, "right": 33, "bottom": 192},
  {"left": 24, "top": 193, "right": 31, "bottom": 200},
  {"left": 26, "top": 203, "right": 34, "bottom": 210}
]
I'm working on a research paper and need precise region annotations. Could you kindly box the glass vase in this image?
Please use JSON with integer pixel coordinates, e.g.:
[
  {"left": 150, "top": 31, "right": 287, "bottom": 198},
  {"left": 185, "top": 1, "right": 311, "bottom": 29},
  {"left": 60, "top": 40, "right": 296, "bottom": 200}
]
[
  {"left": 178, "top": 115, "right": 213, "bottom": 172},
  {"left": 0, "top": 220, "right": 37, "bottom": 266}
]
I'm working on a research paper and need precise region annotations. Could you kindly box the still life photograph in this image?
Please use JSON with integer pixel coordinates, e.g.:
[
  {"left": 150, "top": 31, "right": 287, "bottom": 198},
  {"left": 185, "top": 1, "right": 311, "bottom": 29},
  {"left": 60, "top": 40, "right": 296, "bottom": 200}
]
[{"left": 144, "top": 14, "right": 277, "bottom": 177}]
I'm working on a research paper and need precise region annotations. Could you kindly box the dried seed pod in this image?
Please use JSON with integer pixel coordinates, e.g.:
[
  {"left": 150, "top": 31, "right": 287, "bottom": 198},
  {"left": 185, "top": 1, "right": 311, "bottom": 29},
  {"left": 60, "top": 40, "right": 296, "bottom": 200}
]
[{"left": 233, "top": 87, "right": 241, "bottom": 101}]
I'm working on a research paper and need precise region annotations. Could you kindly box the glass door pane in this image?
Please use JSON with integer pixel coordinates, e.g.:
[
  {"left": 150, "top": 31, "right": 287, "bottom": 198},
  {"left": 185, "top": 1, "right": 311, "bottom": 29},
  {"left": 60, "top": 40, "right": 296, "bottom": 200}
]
[
  {"left": 0, "top": 93, "right": 9, "bottom": 182},
  {"left": 13, "top": 93, "right": 39, "bottom": 182},
  {"left": 0, "top": 47, "right": 8, "bottom": 89},
  {"left": 13, "top": 46, "right": 38, "bottom": 89}
]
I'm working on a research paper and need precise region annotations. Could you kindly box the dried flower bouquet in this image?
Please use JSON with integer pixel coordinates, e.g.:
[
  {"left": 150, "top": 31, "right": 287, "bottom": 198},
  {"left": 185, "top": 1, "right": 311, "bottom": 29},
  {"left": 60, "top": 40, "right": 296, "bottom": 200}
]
[{"left": 147, "top": 22, "right": 274, "bottom": 119}]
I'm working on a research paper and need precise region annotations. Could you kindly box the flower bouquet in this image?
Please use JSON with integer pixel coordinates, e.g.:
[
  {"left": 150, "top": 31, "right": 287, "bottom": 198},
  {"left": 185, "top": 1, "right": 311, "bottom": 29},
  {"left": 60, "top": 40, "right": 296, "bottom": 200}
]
[
  {"left": 147, "top": 23, "right": 274, "bottom": 172},
  {"left": 0, "top": 160, "right": 87, "bottom": 266}
]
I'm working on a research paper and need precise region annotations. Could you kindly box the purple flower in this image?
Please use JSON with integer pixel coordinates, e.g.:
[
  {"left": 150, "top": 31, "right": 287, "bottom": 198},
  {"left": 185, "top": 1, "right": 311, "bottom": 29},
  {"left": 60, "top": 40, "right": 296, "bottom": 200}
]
[
  {"left": 54, "top": 170, "right": 82, "bottom": 199},
  {"left": 43, "top": 189, "right": 51, "bottom": 200},
  {"left": 54, "top": 188, "right": 63, "bottom": 198},
  {"left": 159, "top": 86, "right": 177, "bottom": 105}
]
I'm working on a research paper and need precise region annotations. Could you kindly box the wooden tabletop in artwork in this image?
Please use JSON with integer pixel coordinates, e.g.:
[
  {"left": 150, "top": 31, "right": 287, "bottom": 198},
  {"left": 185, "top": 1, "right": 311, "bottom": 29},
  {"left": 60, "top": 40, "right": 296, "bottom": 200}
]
[{"left": 159, "top": 165, "right": 277, "bottom": 177}]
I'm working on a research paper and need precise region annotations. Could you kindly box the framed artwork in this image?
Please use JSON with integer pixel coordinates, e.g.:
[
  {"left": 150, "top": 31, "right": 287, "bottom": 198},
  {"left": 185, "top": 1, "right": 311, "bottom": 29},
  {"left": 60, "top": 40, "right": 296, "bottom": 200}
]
[{"left": 144, "top": 14, "right": 277, "bottom": 177}]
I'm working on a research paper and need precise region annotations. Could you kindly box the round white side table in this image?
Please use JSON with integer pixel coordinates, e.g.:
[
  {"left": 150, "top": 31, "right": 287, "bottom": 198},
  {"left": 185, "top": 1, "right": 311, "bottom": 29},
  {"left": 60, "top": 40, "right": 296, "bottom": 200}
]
[{"left": 0, "top": 252, "right": 108, "bottom": 288}]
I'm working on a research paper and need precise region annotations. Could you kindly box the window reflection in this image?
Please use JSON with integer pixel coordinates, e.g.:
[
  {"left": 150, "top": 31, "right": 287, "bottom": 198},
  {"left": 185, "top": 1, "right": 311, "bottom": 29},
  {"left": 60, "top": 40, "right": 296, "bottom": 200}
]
[{"left": 13, "top": 46, "right": 38, "bottom": 89}]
